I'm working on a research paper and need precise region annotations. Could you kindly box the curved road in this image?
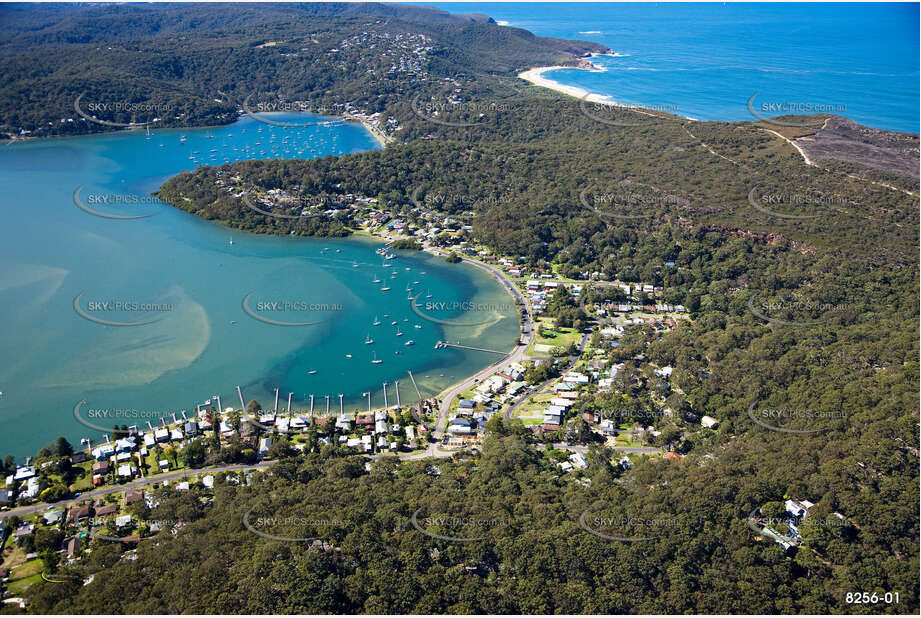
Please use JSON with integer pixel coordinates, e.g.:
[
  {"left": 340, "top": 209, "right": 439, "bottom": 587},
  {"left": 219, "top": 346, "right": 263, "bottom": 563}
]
[
  {"left": 0, "top": 462, "right": 273, "bottom": 521},
  {"left": 424, "top": 250, "right": 537, "bottom": 438}
]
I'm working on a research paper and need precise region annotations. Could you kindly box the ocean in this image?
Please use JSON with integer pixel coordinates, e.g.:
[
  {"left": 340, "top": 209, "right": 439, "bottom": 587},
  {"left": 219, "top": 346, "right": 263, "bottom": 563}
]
[{"left": 437, "top": 2, "right": 919, "bottom": 133}]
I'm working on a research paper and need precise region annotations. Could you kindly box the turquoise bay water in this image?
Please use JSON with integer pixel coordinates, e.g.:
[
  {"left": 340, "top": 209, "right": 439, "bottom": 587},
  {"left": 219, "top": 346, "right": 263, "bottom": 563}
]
[
  {"left": 440, "top": 2, "right": 919, "bottom": 133},
  {"left": 0, "top": 116, "right": 518, "bottom": 458}
]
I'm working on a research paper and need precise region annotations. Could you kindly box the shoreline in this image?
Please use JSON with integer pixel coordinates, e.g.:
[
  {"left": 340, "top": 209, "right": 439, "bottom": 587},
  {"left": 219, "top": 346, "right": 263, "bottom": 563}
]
[{"left": 518, "top": 55, "right": 693, "bottom": 122}]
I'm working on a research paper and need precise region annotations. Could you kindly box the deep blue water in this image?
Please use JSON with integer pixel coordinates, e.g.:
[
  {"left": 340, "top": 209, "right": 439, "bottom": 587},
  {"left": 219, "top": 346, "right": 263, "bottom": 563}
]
[{"left": 436, "top": 2, "right": 919, "bottom": 133}]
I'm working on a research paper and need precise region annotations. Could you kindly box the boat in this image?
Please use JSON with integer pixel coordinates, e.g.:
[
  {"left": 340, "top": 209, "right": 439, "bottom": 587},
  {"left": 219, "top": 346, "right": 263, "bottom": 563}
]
[
  {"left": 229, "top": 238, "right": 233, "bottom": 245},
  {"left": 382, "top": 262, "right": 391, "bottom": 267},
  {"left": 373, "top": 274, "right": 381, "bottom": 283},
  {"left": 414, "top": 324, "right": 422, "bottom": 329},
  {"left": 405, "top": 340, "right": 415, "bottom": 346},
  {"left": 425, "top": 289, "right": 432, "bottom": 298},
  {"left": 373, "top": 316, "right": 381, "bottom": 326},
  {"left": 413, "top": 281, "right": 420, "bottom": 285},
  {"left": 365, "top": 334, "right": 374, "bottom": 344},
  {"left": 395, "top": 327, "right": 403, "bottom": 337},
  {"left": 380, "top": 286, "right": 391, "bottom": 291},
  {"left": 391, "top": 321, "right": 398, "bottom": 325},
  {"left": 352, "top": 262, "right": 359, "bottom": 268},
  {"left": 308, "top": 370, "right": 317, "bottom": 375},
  {"left": 345, "top": 354, "right": 352, "bottom": 358},
  {"left": 371, "top": 352, "right": 382, "bottom": 364}
]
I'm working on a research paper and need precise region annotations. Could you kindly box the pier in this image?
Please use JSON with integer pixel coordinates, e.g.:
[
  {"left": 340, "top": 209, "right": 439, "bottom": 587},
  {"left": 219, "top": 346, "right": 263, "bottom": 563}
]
[
  {"left": 407, "top": 370, "right": 423, "bottom": 401},
  {"left": 436, "top": 340, "right": 507, "bottom": 355}
]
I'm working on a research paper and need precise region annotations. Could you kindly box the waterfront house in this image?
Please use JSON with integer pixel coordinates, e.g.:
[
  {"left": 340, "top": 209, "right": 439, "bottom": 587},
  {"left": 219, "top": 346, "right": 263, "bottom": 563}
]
[
  {"left": 92, "top": 444, "right": 116, "bottom": 460},
  {"left": 184, "top": 421, "right": 199, "bottom": 437},
  {"left": 154, "top": 428, "right": 170, "bottom": 443},
  {"left": 92, "top": 460, "right": 109, "bottom": 474}
]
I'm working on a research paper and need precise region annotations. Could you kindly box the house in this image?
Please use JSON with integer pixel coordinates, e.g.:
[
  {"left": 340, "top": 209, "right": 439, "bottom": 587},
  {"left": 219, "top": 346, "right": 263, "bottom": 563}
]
[
  {"left": 116, "top": 464, "right": 135, "bottom": 478},
  {"left": 12, "top": 523, "right": 34, "bottom": 538},
  {"left": 70, "top": 451, "right": 89, "bottom": 464},
  {"left": 701, "top": 415, "right": 719, "bottom": 429},
  {"left": 125, "top": 490, "right": 143, "bottom": 505},
  {"left": 543, "top": 411, "right": 562, "bottom": 426},
  {"left": 258, "top": 437, "right": 272, "bottom": 458},
  {"left": 562, "top": 372, "right": 589, "bottom": 385},
  {"left": 458, "top": 399, "right": 475, "bottom": 410},
  {"left": 43, "top": 509, "right": 64, "bottom": 525},
  {"left": 447, "top": 417, "right": 474, "bottom": 435},
  {"left": 170, "top": 428, "right": 184, "bottom": 442},
  {"left": 91, "top": 445, "right": 115, "bottom": 460},
  {"left": 67, "top": 506, "right": 91, "bottom": 523},
  {"left": 21, "top": 477, "right": 39, "bottom": 499},
  {"left": 202, "top": 475, "right": 214, "bottom": 489},
  {"left": 115, "top": 437, "right": 136, "bottom": 453},
  {"left": 785, "top": 499, "right": 814, "bottom": 518},
  {"left": 184, "top": 421, "right": 199, "bottom": 437},
  {"left": 12, "top": 466, "right": 35, "bottom": 482},
  {"left": 375, "top": 419, "right": 388, "bottom": 434},
  {"left": 66, "top": 536, "right": 80, "bottom": 558},
  {"left": 154, "top": 428, "right": 170, "bottom": 443},
  {"left": 143, "top": 433, "right": 156, "bottom": 448},
  {"left": 175, "top": 481, "right": 190, "bottom": 491},
  {"left": 114, "top": 515, "right": 132, "bottom": 528},
  {"left": 158, "top": 459, "right": 170, "bottom": 471},
  {"left": 95, "top": 504, "right": 117, "bottom": 517},
  {"left": 0, "top": 489, "right": 10, "bottom": 506},
  {"left": 569, "top": 453, "right": 588, "bottom": 469},
  {"left": 346, "top": 437, "right": 361, "bottom": 449}
]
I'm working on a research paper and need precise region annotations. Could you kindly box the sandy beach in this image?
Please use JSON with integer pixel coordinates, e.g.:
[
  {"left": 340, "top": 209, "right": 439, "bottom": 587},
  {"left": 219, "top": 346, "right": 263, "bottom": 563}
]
[{"left": 518, "top": 65, "right": 615, "bottom": 106}]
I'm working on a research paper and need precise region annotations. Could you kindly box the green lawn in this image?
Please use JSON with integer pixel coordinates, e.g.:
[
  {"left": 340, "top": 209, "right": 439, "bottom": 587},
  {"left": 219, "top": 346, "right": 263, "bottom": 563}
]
[{"left": 7, "top": 558, "right": 44, "bottom": 595}]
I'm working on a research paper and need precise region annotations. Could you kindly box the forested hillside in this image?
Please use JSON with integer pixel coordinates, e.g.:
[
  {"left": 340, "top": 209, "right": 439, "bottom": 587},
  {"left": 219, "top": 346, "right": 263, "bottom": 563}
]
[{"left": 3, "top": 2, "right": 918, "bottom": 615}]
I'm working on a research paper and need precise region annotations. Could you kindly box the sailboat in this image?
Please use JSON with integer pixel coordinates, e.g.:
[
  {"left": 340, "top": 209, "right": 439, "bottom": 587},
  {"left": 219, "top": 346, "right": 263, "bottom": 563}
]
[
  {"left": 373, "top": 274, "right": 381, "bottom": 284},
  {"left": 229, "top": 238, "right": 233, "bottom": 245},
  {"left": 371, "top": 351, "right": 382, "bottom": 364},
  {"left": 365, "top": 334, "right": 374, "bottom": 344},
  {"left": 373, "top": 316, "right": 381, "bottom": 326},
  {"left": 425, "top": 289, "right": 432, "bottom": 299},
  {"left": 395, "top": 326, "right": 403, "bottom": 337},
  {"left": 146, "top": 124, "right": 151, "bottom": 139}
]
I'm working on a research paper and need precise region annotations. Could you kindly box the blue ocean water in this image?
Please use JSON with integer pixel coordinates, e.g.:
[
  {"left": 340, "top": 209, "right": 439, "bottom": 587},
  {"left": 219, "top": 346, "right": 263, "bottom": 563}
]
[{"left": 437, "top": 2, "right": 919, "bottom": 133}]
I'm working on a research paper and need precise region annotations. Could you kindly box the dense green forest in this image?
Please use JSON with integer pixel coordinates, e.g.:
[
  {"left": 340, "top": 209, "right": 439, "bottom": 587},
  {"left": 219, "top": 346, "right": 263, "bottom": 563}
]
[
  {"left": 0, "top": 2, "right": 605, "bottom": 139},
  {"left": 2, "top": 2, "right": 918, "bottom": 615}
]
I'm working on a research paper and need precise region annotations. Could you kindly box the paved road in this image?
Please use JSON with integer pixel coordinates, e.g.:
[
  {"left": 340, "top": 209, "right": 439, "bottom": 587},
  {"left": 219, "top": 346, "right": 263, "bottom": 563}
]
[
  {"left": 0, "top": 462, "right": 272, "bottom": 521},
  {"left": 505, "top": 332, "right": 588, "bottom": 420},
  {"left": 426, "top": 250, "right": 537, "bottom": 439}
]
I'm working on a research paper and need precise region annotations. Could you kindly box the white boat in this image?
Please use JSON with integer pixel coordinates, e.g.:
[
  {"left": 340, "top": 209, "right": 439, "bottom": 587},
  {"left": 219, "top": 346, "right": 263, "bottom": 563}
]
[
  {"left": 391, "top": 321, "right": 398, "bottom": 325},
  {"left": 371, "top": 352, "right": 382, "bottom": 364},
  {"left": 345, "top": 354, "right": 352, "bottom": 358},
  {"left": 380, "top": 286, "right": 391, "bottom": 291},
  {"left": 365, "top": 334, "right": 374, "bottom": 344},
  {"left": 395, "top": 327, "right": 403, "bottom": 337},
  {"left": 373, "top": 274, "right": 381, "bottom": 283},
  {"left": 308, "top": 370, "right": 317, "bottom": 375},
  {"left": 405, "top": 340, "right": 414, "bottom": 346},
  {"left": 373, "top": 316, "right": 381, "bottom": 326},
  {"left": 414, "top": 324, "right": 422, "bottom": 329},
  {"left": 229, "top": 238, "right": 233, "bottom": 245}
]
